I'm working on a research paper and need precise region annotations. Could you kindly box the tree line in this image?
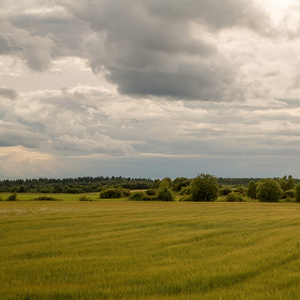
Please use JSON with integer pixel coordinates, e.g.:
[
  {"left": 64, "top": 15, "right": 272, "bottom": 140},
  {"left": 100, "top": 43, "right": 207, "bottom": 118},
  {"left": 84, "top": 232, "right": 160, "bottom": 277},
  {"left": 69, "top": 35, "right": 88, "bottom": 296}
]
[
  {"left": 98, "top": 174, "right": 300, "bottom": 203},
  {"left": 1, "top": 175, "right": 300, "bottom": 203},
  {"left": 0, "top": 176, "right": 154, "bottom": 193}
]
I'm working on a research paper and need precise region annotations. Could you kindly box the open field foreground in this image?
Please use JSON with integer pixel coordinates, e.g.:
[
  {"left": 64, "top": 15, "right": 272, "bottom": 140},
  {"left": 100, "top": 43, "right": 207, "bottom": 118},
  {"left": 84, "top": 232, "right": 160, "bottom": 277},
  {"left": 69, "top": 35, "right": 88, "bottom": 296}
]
[{"left": 1, "top": 201, "right": 300, "bottom": 299}]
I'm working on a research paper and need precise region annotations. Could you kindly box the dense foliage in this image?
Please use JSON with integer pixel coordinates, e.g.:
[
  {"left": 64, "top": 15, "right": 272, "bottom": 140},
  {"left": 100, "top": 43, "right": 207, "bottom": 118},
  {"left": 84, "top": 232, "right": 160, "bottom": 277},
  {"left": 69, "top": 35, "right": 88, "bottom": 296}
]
[
  {"left": 226, "top": 192, "right": 244, "bottom": 202},
  {"left": 99, "top": 188, "right": 127, "bottom": 199},
  {"left": 129, "top": 191, "right": 155, "bottom": 201},
  {"left": 295, "top": 183, "right": 300, "bottom": 202},
  {"left": 156, "top": 186, "right": 174, "bottom": 202},
  {"left": 0, "top": 176, "right": 154, "bottom": 193},
  {"left": 1, "top": 174, "right": 300, "bottom": 203},
  {"left": 247, "top": 181, "right": 257, "bottom": 199},
  {"left": 190, "top": 174, "right": 219, "bottom": 202},
  {"left": 257, "top": 179, "right": 283, "bottom": 202}
]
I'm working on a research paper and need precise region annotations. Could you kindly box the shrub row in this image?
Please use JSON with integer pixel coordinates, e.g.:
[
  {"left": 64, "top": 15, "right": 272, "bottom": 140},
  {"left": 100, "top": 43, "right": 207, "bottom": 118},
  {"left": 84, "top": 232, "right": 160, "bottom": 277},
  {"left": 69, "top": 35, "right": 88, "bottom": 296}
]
[
  {"left": 0, "top": 193, "right": 18, "bottom": 201},
  {"left": 34, "top": 196, "right": 59, "bottom": 201},
  {"left": 99, "top": 188, "right": 131, "bottom": 199},
  {"left": 129, "top": 186, "right": 175, "bottom": 202}
]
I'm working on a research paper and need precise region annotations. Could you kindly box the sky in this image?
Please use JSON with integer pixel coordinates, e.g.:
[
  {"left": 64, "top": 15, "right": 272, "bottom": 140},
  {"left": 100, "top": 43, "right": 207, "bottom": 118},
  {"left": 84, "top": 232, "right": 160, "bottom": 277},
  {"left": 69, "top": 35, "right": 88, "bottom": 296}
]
[{"left": 1, "top": 0, "right": 300, "bottom": 180}]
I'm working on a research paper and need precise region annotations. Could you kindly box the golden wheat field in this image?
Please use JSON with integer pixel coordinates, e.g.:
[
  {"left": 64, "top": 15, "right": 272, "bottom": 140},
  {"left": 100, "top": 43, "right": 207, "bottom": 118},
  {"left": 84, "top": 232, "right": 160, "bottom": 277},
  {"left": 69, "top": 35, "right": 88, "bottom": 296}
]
[{"left": 1, "top": 200, "right": 300, "bottom": 299}]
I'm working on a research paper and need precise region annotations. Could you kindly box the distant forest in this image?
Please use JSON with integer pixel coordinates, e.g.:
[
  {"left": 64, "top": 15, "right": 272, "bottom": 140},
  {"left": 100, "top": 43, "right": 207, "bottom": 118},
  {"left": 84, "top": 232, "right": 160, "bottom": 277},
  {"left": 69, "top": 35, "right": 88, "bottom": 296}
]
[
  {"left": 1, "top": 176, "right": 298, "bottom": 193},
  {"left": 0, "top": 176, "right": 154, "bottom": 193}
]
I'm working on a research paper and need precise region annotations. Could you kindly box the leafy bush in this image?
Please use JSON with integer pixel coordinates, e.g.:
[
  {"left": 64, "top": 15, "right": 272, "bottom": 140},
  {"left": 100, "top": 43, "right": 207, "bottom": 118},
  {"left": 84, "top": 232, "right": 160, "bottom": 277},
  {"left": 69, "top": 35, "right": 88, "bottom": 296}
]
[
  {"left": 282, "top": 190, "right": 295, "bottom": 199},
  {"left": 257, "top": 179, "right": 283, "bottom": 202},
  {"left": 34, "top": 196, "right": 59, "bottom": 201},
  {"left": 129, "top": 191, "right": 145, "bottom": 201},
  {"left": 179, "top": 185, "right": 192, "bottom": 196},
  {"left": 145, "top": 189, "right": 156, "bottom": 196},
  {"left": 234, "top": 187, "right": 247, "bottom": 195},
  {"left": 219, "top": 187, "right": 232, "bottom": 196},
  {"left": 284, "top": 195, "right": 295, "bottom": 203},
  {"left": 129, "top": 191, "right": 154, "bottom": 201},
  {"left": 78, "top": 195, "right": 93, "bottom": 201},
  {"left": 100, "top": 188, "right": 125, "bottom": 199},
  {"left": 172, "top": 177, "right": 192, "bottom": 192},
  {"left": 190, "top": 173, "right": 219, "bottom": 202},
  {"left": 6, "top": 193, "right": 18, "bottom": 201},
  {"left": 156, "top": 187, "right": 174, "bottom": 201},
  {"left": 121, "top": 188, "right": 131, "bottom": 197},
  {"left": 226, "top": 192, "right": 244, "bottom": 202}
]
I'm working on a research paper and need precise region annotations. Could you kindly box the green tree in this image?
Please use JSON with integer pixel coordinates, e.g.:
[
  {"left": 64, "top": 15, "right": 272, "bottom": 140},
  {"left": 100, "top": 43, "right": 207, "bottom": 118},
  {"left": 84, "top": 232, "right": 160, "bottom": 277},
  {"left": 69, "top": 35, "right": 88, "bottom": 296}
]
[
  {"left": 286, "top": 175, "right": 295, "bottom": 190},
  {"left": 257, "top": 179, "right": 283, "bottom": 202},
  {"left": 160, "top": 177, "right": 173, "bottom": 188},
  {"left": 190, "top": 173, "right": 219, "bottom": 202},
  {"left": 283, "top": 190, "right": 295, "bottom": 199},
  {"left": 156, "top": 179, "right": 174, "bottom": 201},
  {"left": 152, "top": 179, "right": 161, "bottom": 189},
  {"left": 247, "top": 181, "right": 257, "bottom": 199},
  {"left": 18, "top": 185, "right": 27, "bottom": 193},
  {"left": 277, "top": 176, "right": 287, "bottom": 191},
  {"left": 172, "top": 177, "right": 192, "bottom": 192},
  {"left": 277, "top": 175, "right": 295, "bottom": 191},
  {"left": 295, "top": 183, "right": 300, "bottom": 202}
]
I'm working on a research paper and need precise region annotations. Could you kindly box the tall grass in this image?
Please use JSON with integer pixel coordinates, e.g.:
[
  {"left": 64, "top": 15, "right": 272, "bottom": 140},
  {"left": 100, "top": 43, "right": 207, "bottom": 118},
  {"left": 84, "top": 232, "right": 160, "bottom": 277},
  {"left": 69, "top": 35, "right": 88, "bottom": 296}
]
[{"left": 1, "top": 201, "right": 300, "bottom": 299}]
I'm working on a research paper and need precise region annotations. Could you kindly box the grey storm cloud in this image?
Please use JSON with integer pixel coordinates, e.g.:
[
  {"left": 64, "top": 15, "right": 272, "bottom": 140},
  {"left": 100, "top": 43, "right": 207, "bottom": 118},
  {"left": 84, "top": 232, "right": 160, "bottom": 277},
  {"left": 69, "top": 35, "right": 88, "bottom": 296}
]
[
  {"left": 108, "top": 62, "right": 238, "bottom": 100},
  {"left": 0, "top": 0, "right": 272, "bottom": 100},
  {"left": 57, "top": 0, "right": 271, "bottom": 100},
  {"left": 0, "top": 88, "right": 18, "bottom": 100}
]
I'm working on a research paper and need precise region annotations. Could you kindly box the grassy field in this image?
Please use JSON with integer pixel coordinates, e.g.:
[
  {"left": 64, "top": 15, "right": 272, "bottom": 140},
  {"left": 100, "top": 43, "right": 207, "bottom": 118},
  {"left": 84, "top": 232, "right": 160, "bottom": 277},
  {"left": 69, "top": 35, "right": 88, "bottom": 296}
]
[
  {"left": 0, "top": 193, "right": 102, "bottom": 201},
  {"left": 1, "top": 200, "right": 300, "bottom": 299}
]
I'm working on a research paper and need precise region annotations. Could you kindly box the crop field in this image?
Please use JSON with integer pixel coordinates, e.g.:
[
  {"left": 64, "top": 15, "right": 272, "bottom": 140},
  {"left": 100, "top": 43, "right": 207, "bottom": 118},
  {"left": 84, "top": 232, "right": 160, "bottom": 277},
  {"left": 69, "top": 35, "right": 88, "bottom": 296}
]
[{"left": 1, "top": 200, "right": 300, "bottom": 299}]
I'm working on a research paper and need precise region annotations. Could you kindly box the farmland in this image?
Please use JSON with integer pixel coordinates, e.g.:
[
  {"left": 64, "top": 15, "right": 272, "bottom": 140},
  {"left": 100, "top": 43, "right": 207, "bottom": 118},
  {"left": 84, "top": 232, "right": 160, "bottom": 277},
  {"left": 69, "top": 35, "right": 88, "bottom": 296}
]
[{"left": 1, "top": 200, "right": 300, "bottom": 299}]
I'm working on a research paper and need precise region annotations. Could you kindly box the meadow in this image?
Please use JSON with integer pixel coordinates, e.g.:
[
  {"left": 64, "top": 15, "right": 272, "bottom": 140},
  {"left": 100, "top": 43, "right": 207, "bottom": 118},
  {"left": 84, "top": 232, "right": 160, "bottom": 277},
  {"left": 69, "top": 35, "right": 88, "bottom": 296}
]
[{"left": 1, "top": 199, "right": 300, "bottom": 299}]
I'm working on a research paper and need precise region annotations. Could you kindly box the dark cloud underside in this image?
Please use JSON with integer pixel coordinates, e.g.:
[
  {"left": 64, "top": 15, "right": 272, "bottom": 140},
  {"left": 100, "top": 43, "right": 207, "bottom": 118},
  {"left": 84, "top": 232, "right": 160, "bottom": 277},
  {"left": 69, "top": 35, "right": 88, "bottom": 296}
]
[
  {"left": 61, "top": 0, "right": 270, "bottom": 100},
  {"left": 0, "top": 0, "right": 270, "bottom": 100}
]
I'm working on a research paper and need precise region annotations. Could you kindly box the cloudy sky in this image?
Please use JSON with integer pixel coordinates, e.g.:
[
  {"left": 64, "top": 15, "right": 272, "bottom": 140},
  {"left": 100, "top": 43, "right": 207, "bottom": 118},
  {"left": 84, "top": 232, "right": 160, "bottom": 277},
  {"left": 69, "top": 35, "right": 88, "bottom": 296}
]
[{"left": 1, "top": 0, "right": 300, "bottom": 180}]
